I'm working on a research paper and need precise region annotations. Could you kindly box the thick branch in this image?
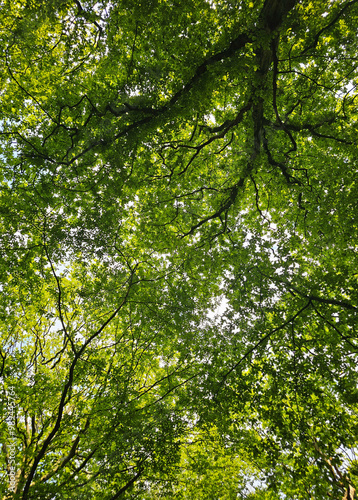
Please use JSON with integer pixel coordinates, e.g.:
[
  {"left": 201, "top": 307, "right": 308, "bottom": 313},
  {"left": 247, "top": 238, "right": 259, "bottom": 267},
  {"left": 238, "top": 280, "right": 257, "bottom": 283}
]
[
  {"left": 109, "top": 467, "right": 144, "bottom": 500},
  {"left": 21, "top": 271, "right": 136, "bottom": 499}
]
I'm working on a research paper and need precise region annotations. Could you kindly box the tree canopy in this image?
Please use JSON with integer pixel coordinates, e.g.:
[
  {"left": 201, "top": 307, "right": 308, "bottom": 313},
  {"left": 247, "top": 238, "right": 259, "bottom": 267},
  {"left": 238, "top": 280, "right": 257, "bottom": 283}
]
[{"left": 0, "top": 0, "right": 358, "bottom": 498}]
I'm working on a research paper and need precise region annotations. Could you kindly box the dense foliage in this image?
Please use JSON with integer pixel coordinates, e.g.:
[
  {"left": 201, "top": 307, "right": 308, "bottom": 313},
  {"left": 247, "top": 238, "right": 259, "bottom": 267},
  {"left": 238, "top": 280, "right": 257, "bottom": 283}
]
[{"left": 0, "top": 0, "right": 357, "bottom": 498}]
